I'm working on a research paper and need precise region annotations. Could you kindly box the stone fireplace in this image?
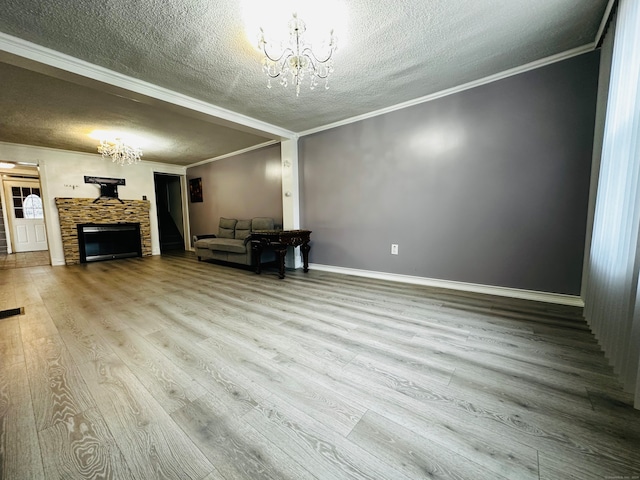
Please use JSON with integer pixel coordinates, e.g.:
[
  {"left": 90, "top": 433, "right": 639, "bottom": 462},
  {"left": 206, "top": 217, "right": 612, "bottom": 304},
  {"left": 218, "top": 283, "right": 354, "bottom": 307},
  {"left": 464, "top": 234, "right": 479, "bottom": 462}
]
[{"left": 55, "top": 198, "right": 152, "bottom": 265}]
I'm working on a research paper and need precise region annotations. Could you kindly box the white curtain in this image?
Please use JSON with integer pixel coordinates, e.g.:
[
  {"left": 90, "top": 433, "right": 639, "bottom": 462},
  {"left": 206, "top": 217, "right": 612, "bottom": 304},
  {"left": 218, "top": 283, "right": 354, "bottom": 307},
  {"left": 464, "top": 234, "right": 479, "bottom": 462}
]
[{"left": 584, "top": 0, "right": 640, "bottom": 409}]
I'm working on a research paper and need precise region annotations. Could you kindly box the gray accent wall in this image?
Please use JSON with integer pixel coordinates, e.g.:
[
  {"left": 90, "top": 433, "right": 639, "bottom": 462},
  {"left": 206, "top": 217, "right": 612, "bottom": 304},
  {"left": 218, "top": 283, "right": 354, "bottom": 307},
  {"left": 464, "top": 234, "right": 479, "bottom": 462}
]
[
  {"left": 300, "top": 52, "right": 599, "bottom": 295},
  {"left": 187, "top": 143, "right": 282, "bottom": 243}
]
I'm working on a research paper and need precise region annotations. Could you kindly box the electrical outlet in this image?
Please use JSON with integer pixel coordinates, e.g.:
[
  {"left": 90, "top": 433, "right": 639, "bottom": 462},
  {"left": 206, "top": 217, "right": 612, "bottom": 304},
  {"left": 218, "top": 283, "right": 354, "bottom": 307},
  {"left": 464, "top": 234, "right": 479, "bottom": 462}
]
[{"left": 391, "top": 244, "right": 399, "bottom": 255}]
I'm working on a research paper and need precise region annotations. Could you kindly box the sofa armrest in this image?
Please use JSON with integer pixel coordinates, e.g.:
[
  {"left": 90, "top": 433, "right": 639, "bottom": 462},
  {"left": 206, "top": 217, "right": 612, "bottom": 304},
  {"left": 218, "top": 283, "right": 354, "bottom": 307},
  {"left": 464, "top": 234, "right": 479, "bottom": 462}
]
[
  {"left": 244, "top": 231, "right": 266, "bottom": 245},
  {"left": 193, "top": 233, "right": 217, "bottom": 244}
]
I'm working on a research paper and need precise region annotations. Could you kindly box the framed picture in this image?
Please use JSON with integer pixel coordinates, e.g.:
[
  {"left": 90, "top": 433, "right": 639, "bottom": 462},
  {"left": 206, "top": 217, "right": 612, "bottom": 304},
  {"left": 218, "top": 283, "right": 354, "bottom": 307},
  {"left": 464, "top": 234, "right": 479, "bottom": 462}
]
[{"left": 189, "top": 177, "right": 203, "bottom": 203}]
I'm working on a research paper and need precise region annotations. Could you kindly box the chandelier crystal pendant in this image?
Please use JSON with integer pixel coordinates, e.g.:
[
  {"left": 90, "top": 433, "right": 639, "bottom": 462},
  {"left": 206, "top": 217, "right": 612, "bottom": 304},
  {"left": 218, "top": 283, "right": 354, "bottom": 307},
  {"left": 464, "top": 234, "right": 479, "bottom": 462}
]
[
  {"left": 258, "top": 13, "right": 337, "bottom": 96},
  {"left": 97, "top": 138, "right": 143, "bottom": 166}
]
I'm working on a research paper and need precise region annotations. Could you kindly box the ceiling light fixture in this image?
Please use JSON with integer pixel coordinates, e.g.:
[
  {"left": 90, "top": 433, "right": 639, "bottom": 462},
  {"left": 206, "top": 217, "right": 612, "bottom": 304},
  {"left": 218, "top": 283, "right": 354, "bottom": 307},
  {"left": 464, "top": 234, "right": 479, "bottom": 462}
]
[
  {"left": 258, "top": 13, "right": 337, "bottom": 96},
  {"left": 0, "top": 162, "right": 16, "bottom": 169},
  {"left": 97, "top": 138, "right": 143, "bottom": 166}
]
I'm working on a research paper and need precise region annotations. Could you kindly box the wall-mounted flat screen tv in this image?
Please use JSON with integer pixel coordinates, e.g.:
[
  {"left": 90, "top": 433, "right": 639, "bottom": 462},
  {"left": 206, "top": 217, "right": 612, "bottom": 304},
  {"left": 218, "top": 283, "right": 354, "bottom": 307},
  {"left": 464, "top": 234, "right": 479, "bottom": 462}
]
[{"left": 84, "top": 176, "right": 125, "bottom": 199}]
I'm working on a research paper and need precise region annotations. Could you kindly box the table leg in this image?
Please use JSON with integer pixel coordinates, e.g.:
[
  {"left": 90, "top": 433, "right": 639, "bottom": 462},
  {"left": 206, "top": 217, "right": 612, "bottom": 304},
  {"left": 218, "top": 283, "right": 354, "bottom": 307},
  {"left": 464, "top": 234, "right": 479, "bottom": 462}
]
[
  {"left": 252, "top": 242, "right": 263, "bottom": 274},
  {"left": 301, "top": 241, "right": 310, "bottom": 273},
  {"left": 276, "top": 246, "right": 287, "bottom": 279}
]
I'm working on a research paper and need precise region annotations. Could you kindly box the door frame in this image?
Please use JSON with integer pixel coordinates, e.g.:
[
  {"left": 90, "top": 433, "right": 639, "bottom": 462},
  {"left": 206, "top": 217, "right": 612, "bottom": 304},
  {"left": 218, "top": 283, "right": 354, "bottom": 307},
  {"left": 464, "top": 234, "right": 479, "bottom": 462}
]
[
  {"left": 0, "top": 179, "right": 13, "bottom": 254},
  {"left": 153, "top": 172, "right": 190, "bottom": 251},
  {"left": 2, "top": 177, "right": 49, "bottom": 253}
]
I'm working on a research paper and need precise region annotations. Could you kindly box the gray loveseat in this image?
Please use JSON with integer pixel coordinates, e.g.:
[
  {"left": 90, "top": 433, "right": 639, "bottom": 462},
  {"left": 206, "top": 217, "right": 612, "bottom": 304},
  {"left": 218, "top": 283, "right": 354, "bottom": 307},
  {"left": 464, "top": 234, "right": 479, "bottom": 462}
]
[{"left": 193, "top": 217, "right": 278, "bottom": 266}]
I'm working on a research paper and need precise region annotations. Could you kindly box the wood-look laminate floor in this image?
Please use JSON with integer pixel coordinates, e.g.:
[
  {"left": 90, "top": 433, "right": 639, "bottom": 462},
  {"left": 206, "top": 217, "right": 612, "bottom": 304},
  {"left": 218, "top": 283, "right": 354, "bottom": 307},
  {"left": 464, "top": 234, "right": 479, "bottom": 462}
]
[
  {"left": 0, "top": 251, "right": 50, "bottom": 270},
  {"left": 1, "top": 251, "right": 639, "bottom": 479}
]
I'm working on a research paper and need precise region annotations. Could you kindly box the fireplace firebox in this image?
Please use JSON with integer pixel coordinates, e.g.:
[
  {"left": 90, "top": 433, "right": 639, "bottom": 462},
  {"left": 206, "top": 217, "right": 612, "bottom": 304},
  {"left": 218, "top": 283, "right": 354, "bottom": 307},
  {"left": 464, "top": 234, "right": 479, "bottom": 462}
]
[{"left": 77, "top": 223, "right": 142, "bottom": 263}]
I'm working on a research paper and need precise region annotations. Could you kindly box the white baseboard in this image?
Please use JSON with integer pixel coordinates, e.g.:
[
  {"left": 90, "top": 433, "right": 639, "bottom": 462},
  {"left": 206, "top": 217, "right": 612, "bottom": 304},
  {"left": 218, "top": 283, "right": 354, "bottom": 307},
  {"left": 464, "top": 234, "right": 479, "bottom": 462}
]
[{"left": 309, "top": 264, "right": 584, "bottom": 307}]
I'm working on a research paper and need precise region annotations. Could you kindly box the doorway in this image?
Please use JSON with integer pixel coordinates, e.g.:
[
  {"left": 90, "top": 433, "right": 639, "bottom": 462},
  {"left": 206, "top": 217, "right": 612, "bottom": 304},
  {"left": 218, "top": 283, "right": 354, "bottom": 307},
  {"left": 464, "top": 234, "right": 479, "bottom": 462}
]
[
  {"left": 153, "top": 173, "right": 185, "bottom": 252},
  {"left": 2, "top": 178, "right": 48, "bottom": 252}
]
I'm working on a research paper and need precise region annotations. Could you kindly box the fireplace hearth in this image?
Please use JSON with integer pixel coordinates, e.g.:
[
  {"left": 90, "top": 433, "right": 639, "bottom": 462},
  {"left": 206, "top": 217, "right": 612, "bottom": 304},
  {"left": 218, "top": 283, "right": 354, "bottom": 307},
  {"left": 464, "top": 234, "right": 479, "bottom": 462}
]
[
  {"left": 55, "top": 198, "right": 152, "bottom": 265},
  {"left": 77, "top": 223, "right": 142, "bottom": 263}
]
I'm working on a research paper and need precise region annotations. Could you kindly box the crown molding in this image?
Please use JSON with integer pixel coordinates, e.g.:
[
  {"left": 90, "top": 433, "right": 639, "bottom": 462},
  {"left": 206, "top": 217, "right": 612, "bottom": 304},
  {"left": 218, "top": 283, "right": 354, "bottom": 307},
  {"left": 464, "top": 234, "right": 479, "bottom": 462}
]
[
  {"left": 299, "top": 43, "right": 596, "bottom": 137},
  {"left": 144, "top": 161, "right": 187, "bottom": 174},
  {"left": 185, "top": 140, "right": 280, "bottom": 169},
  {"left": 0, "top": 141, "right": 186, "bottom": 173},
  {"left": 0, "top": 32, "right": 295, "bottom": 140},
  {"left": 595, "top": 0, "right": 617, "bottom": 47},
  {"left": 0, "top": 140, "right": 97, "bottom": 162},
  {"left": 0, "top": 29, "right": 603, "bottom": 143}
]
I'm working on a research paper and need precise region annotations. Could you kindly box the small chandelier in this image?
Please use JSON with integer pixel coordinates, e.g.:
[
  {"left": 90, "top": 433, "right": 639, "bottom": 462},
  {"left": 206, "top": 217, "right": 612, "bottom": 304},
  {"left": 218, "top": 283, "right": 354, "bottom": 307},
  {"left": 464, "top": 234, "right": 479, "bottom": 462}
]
[
  {"left": 258, "top": 13, "right": 337, "bottom": 96},
  {"left": 97, "top": 138, "right": 142, "bottom": 166}
]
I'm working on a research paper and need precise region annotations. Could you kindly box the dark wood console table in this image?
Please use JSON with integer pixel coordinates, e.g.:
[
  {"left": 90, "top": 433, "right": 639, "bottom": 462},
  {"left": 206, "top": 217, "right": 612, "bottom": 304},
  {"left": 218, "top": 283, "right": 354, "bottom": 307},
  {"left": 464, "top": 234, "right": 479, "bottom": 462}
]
[{"left": 251, "top": 229, "right": 311, "bottom": 279}]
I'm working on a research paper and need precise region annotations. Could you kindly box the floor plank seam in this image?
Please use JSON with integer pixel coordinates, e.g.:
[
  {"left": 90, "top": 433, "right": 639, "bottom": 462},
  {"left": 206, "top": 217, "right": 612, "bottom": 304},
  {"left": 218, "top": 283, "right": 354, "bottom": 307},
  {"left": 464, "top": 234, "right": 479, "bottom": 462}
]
[{"left": 4, "top": 252, "right": 639, "bottom": 479}]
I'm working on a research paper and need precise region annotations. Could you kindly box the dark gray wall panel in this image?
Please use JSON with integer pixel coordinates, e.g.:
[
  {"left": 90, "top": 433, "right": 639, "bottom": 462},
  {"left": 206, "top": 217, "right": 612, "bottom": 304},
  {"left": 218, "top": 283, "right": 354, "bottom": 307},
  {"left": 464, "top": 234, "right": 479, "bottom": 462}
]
[
  {"left": 300, "top": 52, "right": 599, "bottom": 295},
  {"left": 187, "top": 144, "right": 282, "bottom": 242}
]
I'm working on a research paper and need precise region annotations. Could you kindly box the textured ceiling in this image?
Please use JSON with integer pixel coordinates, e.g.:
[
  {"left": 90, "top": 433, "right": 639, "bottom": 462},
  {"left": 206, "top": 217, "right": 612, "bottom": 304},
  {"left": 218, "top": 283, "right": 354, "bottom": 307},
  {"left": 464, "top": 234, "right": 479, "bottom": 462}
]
[
  {"left": 0, "top": 62, "right": 273, "bottom": 165},
  {"left": 0, "top": 0, "right": 609, "bottom": 165}
]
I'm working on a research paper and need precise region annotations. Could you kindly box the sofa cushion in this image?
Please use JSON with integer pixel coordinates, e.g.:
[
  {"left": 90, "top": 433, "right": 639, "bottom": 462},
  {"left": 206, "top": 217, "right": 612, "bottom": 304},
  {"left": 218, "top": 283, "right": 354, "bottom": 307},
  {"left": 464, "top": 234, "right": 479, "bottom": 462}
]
[
  {"left": 194, "top": 238, "right": 218, "bottom": 249},
  {"left": 252, "top": 217, "right": 275, "bottom": 231},
  {"left": 235, "top": 219, "right": 252, "bottom": 240},
  {"left": 218, "top": 217, "right": 237, "bottom": 238},
  {"left": 195, "top": 238, "right": 247, "bottom": 254}
]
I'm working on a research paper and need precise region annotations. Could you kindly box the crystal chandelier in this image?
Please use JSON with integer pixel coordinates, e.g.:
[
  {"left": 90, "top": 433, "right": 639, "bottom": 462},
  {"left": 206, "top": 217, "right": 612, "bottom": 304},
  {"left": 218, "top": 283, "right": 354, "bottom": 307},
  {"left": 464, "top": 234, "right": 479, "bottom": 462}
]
[
  {"left": 97, "top": 138, "right": 143, "bottom": 166},
  {"left": 258, "top": 13, "right": 337, "bottom": 96}
]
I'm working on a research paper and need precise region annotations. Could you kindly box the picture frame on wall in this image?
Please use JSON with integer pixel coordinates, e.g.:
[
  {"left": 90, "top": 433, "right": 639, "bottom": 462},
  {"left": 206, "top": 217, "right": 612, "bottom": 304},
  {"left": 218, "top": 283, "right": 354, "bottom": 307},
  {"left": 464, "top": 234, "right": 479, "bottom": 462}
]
[{"left": 189, "top": 178, "right": 203, "bottom": 203}]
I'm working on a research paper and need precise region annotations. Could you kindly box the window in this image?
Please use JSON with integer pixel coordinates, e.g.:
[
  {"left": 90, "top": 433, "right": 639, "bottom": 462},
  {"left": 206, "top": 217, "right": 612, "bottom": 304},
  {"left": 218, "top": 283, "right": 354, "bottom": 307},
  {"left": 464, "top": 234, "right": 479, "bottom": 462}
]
[
  {"left": 23, "top": 194, "right": 43, "bottom": 219},
  {"left": 12, "top": 186, "right": 43, "bottom": 219}
]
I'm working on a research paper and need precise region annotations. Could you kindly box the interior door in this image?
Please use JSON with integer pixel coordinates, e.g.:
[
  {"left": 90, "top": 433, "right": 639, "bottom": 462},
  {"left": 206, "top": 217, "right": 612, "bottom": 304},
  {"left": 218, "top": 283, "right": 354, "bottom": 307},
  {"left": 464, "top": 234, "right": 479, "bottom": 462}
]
[{"left": 4, "top": 180, "right": 48, "bottom": 252}]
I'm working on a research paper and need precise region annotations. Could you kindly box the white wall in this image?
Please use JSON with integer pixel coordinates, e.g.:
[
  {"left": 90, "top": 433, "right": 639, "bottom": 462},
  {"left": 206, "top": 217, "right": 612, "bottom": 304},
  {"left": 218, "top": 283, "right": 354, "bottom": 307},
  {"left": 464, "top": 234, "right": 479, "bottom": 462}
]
[{"left": 0, "top": 141, "right": 186, "bottom": 266}]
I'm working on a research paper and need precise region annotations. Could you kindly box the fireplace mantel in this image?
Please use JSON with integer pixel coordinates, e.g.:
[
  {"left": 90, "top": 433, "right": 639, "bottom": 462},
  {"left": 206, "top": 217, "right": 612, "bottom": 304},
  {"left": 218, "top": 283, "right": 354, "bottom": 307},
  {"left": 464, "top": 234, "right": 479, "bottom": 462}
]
[{"left": 55, "top": 197, "right": 152, "bottom": 265}]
